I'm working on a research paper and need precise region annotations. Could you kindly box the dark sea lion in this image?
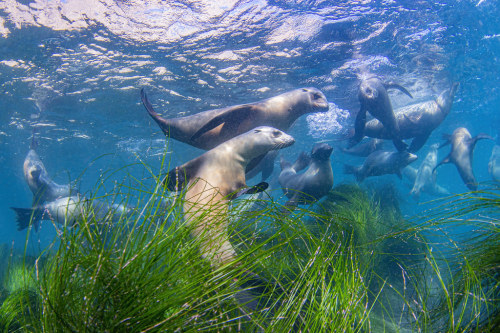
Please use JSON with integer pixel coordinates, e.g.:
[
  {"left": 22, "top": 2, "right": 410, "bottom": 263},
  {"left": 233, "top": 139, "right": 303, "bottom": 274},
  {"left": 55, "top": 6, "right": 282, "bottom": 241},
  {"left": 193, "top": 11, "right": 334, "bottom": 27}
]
[
  {"left": 341, "top": 138, "right": 385, "bottom": 157},
  {"left": 164, "top": 126, "right": 295, "bottom": 266},
  {"left": 141, "top": 87, "right": 328, "bottom": 150},
  {"left": 344, "top": 150, "right": 417, "bottom": 182},
  {"left": 489, "top": 145, "right": 500, "bottom": 182},
  {"left": 349, "top": 77, "right": 413, "bottom": 151},
  {"left": 23, "top": 134, "right": 74, "bottom": 205},
  {"left": 434, "top": 127, "right": 493, "bottom": 191},
  {"left": 410, "top": 143, "right": 442, "bottom": 199},
  {"left": 279, "top": 143, "right": 334, "bottom": 207},
  {"left": 364, "top": 83, "right": 459, "bottom": 153}
]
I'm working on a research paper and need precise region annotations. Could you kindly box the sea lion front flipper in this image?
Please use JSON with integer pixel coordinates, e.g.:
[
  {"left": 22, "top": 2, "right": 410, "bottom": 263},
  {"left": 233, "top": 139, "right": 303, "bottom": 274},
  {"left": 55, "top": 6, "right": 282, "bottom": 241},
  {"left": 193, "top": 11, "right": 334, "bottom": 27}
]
[
  {"left": 408, "top": 132, "right": 431, "bottom": 153},
  {"left": 471, "top": 133, "right": 494, "bottom": 146},
  {"left": 141, "top": 89, "right": 171, "bottom": 137},
  {"left": 384, "top": 82, "right": 413, "bottom": 99},
  {"left": 191, "top": 105, "right": 257, "bottom": 142},
  {"left": 232, "top": 182, "right": 269, "bottom": 199},
  {"left": 292, "top": 152, "right": 311, "bottom": 172},
  {"left": 163, "top": 158, "right": 203, "bottom": 192},
  {"left": 392, "top": 138, "right": 408, "bottom": 152},
  {"left": 434, "top": 155, "right": 451, "bottom": 173},
  {"left": 439, "top": 133, "right": 452, "bottom": 149},
  {"left": 349, "top": 107, "right": 367, "bottom": 148}
]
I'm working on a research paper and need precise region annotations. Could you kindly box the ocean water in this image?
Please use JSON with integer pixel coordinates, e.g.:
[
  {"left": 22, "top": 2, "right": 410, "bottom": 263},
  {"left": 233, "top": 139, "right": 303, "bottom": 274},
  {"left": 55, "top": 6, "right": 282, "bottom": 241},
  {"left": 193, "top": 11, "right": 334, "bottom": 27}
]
[{"left": 0, "top": 0, "right": 499, "bottom": 254}]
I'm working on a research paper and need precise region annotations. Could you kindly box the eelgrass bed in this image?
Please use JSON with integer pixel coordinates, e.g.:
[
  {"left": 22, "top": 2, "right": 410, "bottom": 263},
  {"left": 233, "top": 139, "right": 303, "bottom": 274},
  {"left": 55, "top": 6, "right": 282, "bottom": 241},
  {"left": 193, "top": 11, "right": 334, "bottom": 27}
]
[{"left": 1, "top": 160, "right": 499, "bottom": 332}]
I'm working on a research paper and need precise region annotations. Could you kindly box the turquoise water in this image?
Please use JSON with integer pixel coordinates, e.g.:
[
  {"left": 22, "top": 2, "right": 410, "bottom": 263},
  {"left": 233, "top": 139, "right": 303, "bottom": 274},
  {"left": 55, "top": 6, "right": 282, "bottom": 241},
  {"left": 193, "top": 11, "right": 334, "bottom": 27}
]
[{"left": 0, "top": 0, "right": 499, "bottom": 253}]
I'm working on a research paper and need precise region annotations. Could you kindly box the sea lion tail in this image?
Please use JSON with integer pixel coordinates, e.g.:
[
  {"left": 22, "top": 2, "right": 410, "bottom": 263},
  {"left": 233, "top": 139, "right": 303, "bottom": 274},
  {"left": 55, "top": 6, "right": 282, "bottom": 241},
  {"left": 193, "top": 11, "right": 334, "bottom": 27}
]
[
  {"left": 140, "top": 88, "right": 171, "bottom": 137},
  {"left": 10, "top": 207, "right": 44, "bottom": 232}
]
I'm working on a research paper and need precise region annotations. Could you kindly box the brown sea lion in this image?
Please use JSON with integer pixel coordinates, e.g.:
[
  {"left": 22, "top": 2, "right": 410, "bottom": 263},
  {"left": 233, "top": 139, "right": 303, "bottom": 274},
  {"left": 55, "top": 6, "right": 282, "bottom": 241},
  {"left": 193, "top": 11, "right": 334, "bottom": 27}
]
[
  {"left": 434, "top": 127, "right": 493, "bottom": 191},
  {"left": 364, "top": 83, "right": 459, "bottom": 153},
  {"left": 164, "top": 126, "right": 295, "bottom": 266},
  {"left": 349, "top": 77, "right": 413, "bottom": 151}
]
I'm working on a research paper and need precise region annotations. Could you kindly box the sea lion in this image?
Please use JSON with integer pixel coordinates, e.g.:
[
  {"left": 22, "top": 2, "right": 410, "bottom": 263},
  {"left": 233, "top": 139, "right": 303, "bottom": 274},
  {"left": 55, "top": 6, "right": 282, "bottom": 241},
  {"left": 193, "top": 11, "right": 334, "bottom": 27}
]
[
  {"left": 434, "top": 127, "right": 493, "bottom": 191},
  {"left": 164, "top": 126, "right": 295, "bottom": 266},
  {"left": 11, "top": 195, "right": 132, "bottom": 231},
  {"left": 141, "top": 87, "right": 328, "bottom": 150},
  {"left": 410, "top": 143, "right": 444, "bottom": 199},
  {"left": 488, "top": 145, "right": 500, "bottom": 182},
  {"left": 23, "top": 134, "right": 75, "bottom": 205},
  {"left": 349, "top": 77, "right": 413, "bottom": 151},
  {"left": 364, "top": 83, "right": 459, "bottom": 153},
  {"left": 341, "top": 138, "right": 385, "bottom": 157},
  {"left": 344, "top": 150, "right": 417, "bottom": 182},
  {"left": 402, "top": 166, "right": 450, "bottom": 197},
  {"left": 278, "top": 143, "right": 334, "bottom": 207}
]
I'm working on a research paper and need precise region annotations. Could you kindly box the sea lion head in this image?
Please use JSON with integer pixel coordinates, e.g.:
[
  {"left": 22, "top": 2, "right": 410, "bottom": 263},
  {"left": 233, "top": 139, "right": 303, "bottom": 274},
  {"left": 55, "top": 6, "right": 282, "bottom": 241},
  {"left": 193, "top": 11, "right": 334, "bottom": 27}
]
[
  {"left": 358, "top": 77, "right": 383, "bottom": 102},
  {"left": 311, "top": 143, "right": 333, "bottom": 161},
  {"left": 245, "top": 126, "right": 295, "bottom": 154},
  {"left": 278, "top": 88, "right": 329, "bottom": 115},
  {"left": 400, "top": 151, "right": 418, "bottom": 165}
]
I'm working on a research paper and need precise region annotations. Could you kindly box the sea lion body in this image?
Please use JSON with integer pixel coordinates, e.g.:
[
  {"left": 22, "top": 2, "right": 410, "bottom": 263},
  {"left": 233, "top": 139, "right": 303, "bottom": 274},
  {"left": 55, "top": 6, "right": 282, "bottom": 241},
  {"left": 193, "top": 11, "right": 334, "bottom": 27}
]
[
  {"left": 489, "top": 145, "right": 500, "bottom": 182},
  {"left": 165, "top": 126, "right": 295, "bottom": 266},
  {"left": 403, "top": 166, "right": 450, "bottom": 197},
  {"left": 350, "top": 77, "right": 412, "bottom": 151},
  {"left": 23, "top": 148, "right": 73, "bottom": 205},
  {"left": 142, "top": 87, "right": 328, "bottom": 150},
  {"left": 410, "top": 143, "right": 441, "bottom": 199},
  {"left": 279, "top": 143, "right": 334, "bottom": 207},
  {"left": 435, "top": 127, "right": 493, "bottom": 191},
  {"left": 364, "top": 83, "right": 459, "bottom": 152},
  {"left": 344, "top": 150, "right": 417, "bottom": 182}
]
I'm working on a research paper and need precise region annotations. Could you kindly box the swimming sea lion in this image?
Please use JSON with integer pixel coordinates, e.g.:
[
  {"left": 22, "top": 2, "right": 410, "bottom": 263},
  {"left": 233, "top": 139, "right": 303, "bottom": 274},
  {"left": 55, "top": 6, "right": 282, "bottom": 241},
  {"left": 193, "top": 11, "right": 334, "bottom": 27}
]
[
  {"left": 364, "top": 83, "right": 459, "bottom": 153},
  {"left": 164, "top": 126, "right": 295, "bottom": 266},
  {"left": 434, "top": 127, "right": 493, "bottom": 191},
  {"left": 341, "top": 138, "right": 385, "bottom": 157},
  {"left": 344, "top": 150, "right": 417, "bottom": 182},
  {"left": 279, "top": 143, "right": 334, "bottom": 207},
  {"left": 23, "top": 134, "right": 74, "bottom": 205},
  {"left": 402, "top": 166, "right": 450, "bottom": 197},
  {"left": 11, "top": 195, "right": 132, "bottom": 231},
  {"left": 488, "top": 145, "right": 500, "bottom": 182},
  {"left": 349, "top": 77, "right": 413, "bottom": 151},
  {"left": 141, "top": 87, "right": 328, "bottom": 150},
  {"left": 410, "top": 143, "right": 443, "bottom": 199}
]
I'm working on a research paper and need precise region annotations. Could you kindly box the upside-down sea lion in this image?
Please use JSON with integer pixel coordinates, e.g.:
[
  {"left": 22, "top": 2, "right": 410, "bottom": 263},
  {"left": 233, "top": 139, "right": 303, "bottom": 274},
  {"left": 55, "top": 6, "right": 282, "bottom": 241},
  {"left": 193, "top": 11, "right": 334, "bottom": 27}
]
[
  {"left": 349, "top": 77, "right": 413, "bottom": 151},
  {"left": 364, "top": 83, "right": 459, "bottom": 153},
  {"left": 344, "top": 150, "right": 417, "bottom": 182},
  {"left": 279, "top": 143, "right": 334, "bottom": 207},
  {"left": 410, "top": 143, "right": 442, "bottom": 199},
  {"left": 434, "top": 127, "right": 493, "bottom": 191},
  {"left": 141, "top": 87, "right": 328, "bottom": 150},
  {"left": 489, "top": 145, "right": 500, "bottom": 182},
  {"left": 402, "top": 166, "right": 450, "bottom": 197},
  {"left": 23, "top": 134, "right": 75, "bottom": 205},
  {"left": 164, "top": 126, "right": 295, "bottom": 266}
]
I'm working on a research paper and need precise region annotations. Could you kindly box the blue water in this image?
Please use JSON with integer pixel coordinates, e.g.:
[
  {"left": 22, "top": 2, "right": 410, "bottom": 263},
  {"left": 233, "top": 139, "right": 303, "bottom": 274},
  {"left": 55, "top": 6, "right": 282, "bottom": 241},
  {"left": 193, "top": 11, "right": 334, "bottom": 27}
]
[{"left": 0, "top": 0, "right": 499, "bottom": 253}]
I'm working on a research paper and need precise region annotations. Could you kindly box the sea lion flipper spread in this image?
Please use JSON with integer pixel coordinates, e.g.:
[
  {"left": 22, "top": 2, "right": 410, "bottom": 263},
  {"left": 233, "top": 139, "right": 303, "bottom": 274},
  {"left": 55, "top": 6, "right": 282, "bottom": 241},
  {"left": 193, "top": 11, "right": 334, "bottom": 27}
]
[
  {"left": 232, "top": 182, "right": 269, "bottom": 199},
  {"left": 384, "top": 82, "right": 413, "bottom": 99},
  {"left": 190, "top": 105, "right": 256, "bottom": 142},
  {"left": 10, "top": 206, "right": 44, "bottom": 231},
  {"left": 141, "top": 89, "right": 171, "bottom": 137}
]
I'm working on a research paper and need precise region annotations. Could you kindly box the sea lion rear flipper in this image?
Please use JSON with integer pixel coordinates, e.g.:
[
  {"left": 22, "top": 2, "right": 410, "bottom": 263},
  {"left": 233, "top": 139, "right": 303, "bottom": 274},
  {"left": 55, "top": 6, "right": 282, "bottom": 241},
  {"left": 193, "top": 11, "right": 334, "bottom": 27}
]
[
  {"left": 233, "top": 182, "right": 269, "bottom": 199},
  {"left": 141, "top": 89, "right": 172, "bottom": 137},
  {"left": 409, "top": 132, "right": 431, "bottom": 153},
  {"left": 384, "top": 82, "right": 413, "bottom": 99},
  {"left": 349, "top": 107, "right": 367, "bottom": 148},
  {"left": 191, "top": 105, "right": 256, "bottom": 142},
  {"left": 10, "top": 207, "right": 44, "bottom": 232}
]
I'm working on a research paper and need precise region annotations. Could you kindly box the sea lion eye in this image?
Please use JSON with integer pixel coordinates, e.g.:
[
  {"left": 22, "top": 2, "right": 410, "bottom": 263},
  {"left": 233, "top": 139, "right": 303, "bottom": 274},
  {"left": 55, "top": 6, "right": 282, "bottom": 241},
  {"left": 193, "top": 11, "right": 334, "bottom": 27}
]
[
  {"left": 254, "top": 129, "right": 261, "bottom": 133},
  {"left": 272, "top": 130, "right": 282, "bottom": 137},
  {"left": 312, "top": 92, "right": 322, "bottom": 100},
  {"left": 302, "top": 88, "right": 308, "bottom": 92}
]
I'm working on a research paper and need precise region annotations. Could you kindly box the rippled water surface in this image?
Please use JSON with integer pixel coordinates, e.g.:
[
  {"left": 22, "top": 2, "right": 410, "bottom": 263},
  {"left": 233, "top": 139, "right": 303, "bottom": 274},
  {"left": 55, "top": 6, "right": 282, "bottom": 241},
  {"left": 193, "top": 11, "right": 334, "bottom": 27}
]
[{"left": 0, "top": 0, "right": 499, "bottom": 248}]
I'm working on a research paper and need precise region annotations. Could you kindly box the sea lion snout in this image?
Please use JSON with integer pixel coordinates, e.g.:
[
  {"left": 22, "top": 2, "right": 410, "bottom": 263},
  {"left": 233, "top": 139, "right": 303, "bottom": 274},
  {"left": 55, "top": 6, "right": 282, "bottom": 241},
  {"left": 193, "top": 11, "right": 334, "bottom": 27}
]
[{"left": 302, "top": 87, "right": 329, "bottom": 111}]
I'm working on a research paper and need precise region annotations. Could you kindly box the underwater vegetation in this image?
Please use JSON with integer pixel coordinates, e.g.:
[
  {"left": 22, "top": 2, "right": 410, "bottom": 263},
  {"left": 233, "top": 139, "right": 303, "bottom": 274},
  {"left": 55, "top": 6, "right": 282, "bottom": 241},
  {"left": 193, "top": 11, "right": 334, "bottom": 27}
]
[{"left": 0, "top": 160, "right": 499, "bottom": 332}]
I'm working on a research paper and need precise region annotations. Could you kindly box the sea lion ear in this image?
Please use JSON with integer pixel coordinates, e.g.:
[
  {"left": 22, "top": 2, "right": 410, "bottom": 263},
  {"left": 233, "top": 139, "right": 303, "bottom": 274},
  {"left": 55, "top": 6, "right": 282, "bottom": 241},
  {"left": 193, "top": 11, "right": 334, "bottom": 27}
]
[{"left": 190, "top": 105, "right": 256, "bottom": 142}]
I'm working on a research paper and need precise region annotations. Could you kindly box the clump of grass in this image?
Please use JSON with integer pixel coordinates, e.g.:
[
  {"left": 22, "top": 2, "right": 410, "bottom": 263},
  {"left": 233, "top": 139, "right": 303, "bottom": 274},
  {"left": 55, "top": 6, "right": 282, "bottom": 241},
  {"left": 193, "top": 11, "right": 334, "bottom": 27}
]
[{"left": 3, "top": 152, "right": 499, "bottom": 332}]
